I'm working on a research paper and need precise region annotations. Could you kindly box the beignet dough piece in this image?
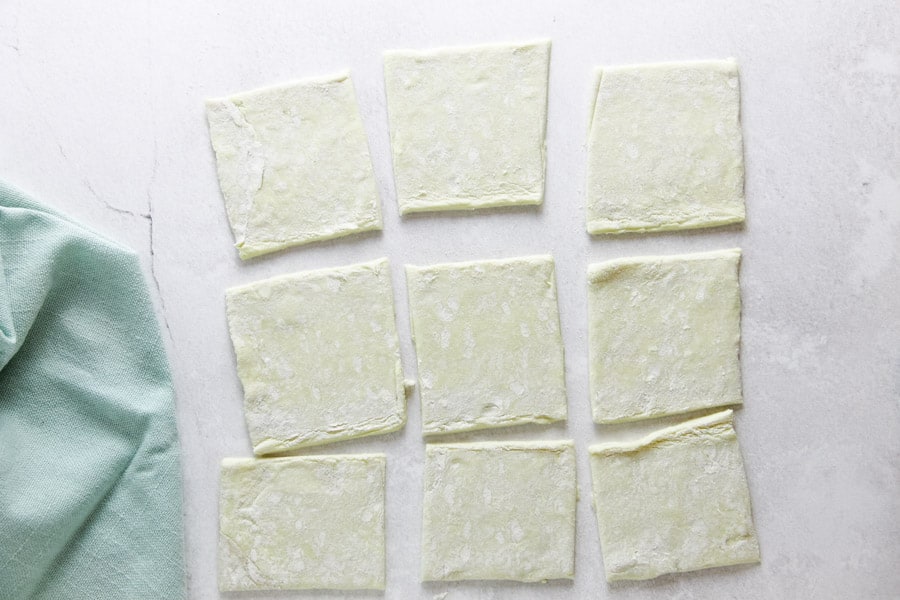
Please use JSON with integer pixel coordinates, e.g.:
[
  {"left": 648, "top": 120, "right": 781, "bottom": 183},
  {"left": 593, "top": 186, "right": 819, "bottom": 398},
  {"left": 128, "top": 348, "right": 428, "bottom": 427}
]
[
  {"left": 422, "top": 441, "right": 576, "bottom": 582},
  {"left": 406, "top": 255, "right": 567, "bottom": 435},
  {"left": 226, "top": 259, "right": 405, "bottom": 455},
  {"left": 206, "top": 72, "right": 382, "bottom": 259},
  {"left": 586, "top": 59, "right": 745, "bottom": 234},
  {"left": 383, "top": 40, "right": 550, "bottom": 214},
  {"left": 218, "top": 454, "right": 386, "bottom": 591},
  {"left": 588, "top": 248, "right": 743, "bottom": 423},
  {"left": 589, "top": 410, "right": 760, "bottom": 581}
]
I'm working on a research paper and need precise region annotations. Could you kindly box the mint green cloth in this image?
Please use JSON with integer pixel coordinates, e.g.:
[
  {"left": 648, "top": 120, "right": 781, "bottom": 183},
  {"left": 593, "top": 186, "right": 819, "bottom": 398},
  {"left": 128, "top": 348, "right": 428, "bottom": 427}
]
[{"left": 0, "top": 181, "right": 185, "bottom": 599}]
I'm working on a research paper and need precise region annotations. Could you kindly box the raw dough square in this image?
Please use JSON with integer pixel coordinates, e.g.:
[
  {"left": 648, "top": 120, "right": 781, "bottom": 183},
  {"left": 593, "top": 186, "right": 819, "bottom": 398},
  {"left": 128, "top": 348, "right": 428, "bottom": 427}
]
[
  {"left": 586, "top": 59, "right": 745, "bottom": 234},
  {"left": 225, "top": 258, "right": 405, "bottom": 455},
  {"left": 589, "top": 410, "right": 760, "bottom": 581},
  {"left": 422, "top": 440, "right": 576, "bottom": 582},
  {"left": 588, "top": 248, "right": 742, "bottom": 423},
  {"left": 218, "top": 454, "right": 386, "bottom": 591},
  {"left": 383, "top": 40, "right": 550, "bottom": 214},
  {"left": 406, "top": 256, "right": 567, "bottom": 435},
  {"left": 206, "top": 72, "right": 382, "bottom": 259}
]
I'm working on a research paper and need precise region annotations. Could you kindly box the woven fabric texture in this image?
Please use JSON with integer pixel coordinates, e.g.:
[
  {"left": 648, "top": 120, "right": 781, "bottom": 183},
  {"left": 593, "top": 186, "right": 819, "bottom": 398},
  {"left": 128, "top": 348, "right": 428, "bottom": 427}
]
[{"left": 0, "top": 181, "right": 185, "bottom": 600}]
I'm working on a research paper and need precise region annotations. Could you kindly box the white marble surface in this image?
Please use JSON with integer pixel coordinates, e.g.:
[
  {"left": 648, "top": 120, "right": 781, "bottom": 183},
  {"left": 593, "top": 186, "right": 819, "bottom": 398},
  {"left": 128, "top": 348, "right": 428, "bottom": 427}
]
[{"left": 2, "top": 1, "right": 898, "bottom": 598}]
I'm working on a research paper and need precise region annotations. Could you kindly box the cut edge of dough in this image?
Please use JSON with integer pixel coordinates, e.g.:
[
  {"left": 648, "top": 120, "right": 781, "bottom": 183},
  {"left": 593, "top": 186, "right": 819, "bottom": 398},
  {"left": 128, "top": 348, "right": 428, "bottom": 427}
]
[
  {"left": 421, "top": 410, "right": 567, "bottom": 437},
  {"left": 406, "top": 253, "right": 555, "bottom": 276},
  {"left": 587, "top": 247, "right": 741, "bottom": 284},
  {"left": 206, "top": 70, "right": 353, "bottom": 106},
  {"left": 592, "top": 397, "right": 742, "bottom": 426},
  {"left": 204, "top": 98, "right": 261, "bottom": 246},
  {"left": 236, "top": 218, "right": 383, "bottom": 260},
  {"left": 383, "top": 38, "right": 551, "bottom": 61},
  {"left": 252, "top": 411, "right": 406, "bottom": 457},
  {"left": 226, "top": 257, "right": 390, "bottom": 299},
  {"left": 587, "top": 66, "right": 604, "bottom": 136},
  {"left": 586, "top": 211, "right": 745, "bottom": 236},
  {"left": 425, "top": 439, "right": 575, "bottom": 454},
  {"left": 398, "top": 194, "right": 543, "bottom": 215},
  {"left": 589, "top": 409, "right": 734, "bottom": 457},
  {"left": 422, "top": 570, "right": 572, "bottom": 584},
  {"left": 604, "top": 554, "right": 758, "bottom": 583},
  {"left": 221, "top": 452, "right": 387, "bottom": 470},
  {"left": 597, "top": 57, "right": 738, "bottom": 78}
]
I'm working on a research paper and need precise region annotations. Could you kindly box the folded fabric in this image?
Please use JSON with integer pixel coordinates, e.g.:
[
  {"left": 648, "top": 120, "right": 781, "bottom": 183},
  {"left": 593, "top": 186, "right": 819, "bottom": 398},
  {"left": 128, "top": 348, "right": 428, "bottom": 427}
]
[{"left": 0, "top": 181, "right": 185, "bottom": 599}]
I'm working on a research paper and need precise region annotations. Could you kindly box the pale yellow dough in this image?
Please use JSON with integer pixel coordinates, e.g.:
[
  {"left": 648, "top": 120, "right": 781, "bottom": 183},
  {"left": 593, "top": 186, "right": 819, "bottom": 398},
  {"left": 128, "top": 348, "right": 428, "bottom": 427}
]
[
  {"left": 406, "top": 255, "right": 567, "bottom": 435},
  {"left": 586, "top": 59, "right": 745, "bottom": 234},
  {"left": 225, "top": 259, "right": 405, "bottom": 455},
  {"left": 589, "top": 410, "right": 760, "bottom": 582},
  {"left": 383, "top": 40, "right": 550, "bottom": 214},
  {"left": 422, "top": 441, "right": 576, "bottom": 582},
  {"left": 218, "top": 454, "right": 386, "bottom": 591},
  {"left": 206, "top": 72, "right": 382, "bottom": 259},
  {"left": 588, "top": 248, "right": 743, "bottom": 423}
]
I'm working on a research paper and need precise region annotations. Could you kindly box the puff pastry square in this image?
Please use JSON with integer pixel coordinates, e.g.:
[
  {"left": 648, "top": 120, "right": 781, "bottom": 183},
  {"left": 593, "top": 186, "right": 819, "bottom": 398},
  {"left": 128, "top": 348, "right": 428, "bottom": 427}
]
[
  {"left": 422, "top": 441, "right": 576, "bottom": 582},
  {"left": 589, "top": 410, "right": 760, "bottom": 581},
  {"left": 225, "top": 259, "right": 405, "bottom": 455},
  {"left": 206, "top": 72, "right": 382, "bottom": 259},
  {"left": 218, "top": 454, "right": 386, "bottom": 591},
  {"left": 383, "top": 40, "right": 550, "bottom": 214},
  {"left": 406, "top": 255, "right": 567, "bottom": 435},
  {"left": 588, "top": 248, "right": 743, "bottom": 423},
  {"left": 586, "top": 59, "right": 745, "bottom": 234}
]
